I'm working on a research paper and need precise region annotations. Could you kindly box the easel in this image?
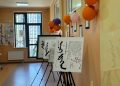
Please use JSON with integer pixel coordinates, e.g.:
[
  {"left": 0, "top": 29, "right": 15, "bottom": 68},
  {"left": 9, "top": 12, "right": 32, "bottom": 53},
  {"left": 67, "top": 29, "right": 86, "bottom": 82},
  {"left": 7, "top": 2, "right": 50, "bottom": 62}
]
[
  {"left": 56, "top": 24, "right": 84, "bottom": 86},
  {"left": 30, "top": 59, "right": 44, "bottom": 86},
  {"left": 57, "top": 72, "right": 76, "bottom": 86},
  {"left": 30, "top": 58, "right": 56, "bottom": 86}
]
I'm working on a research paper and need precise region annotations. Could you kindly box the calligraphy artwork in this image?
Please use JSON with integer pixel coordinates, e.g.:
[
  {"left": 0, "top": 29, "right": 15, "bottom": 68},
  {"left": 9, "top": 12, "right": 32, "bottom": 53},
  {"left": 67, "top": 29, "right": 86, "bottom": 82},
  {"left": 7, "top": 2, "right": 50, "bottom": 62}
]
[
  {"left": 53, "top": 37, "right": 84, "bottom": 72},
  {"left": 43, "top": 39, "right": 56, "bottom": 62},
  {"left": 38, "top": 37, "right": 46, "bottom": 58},
  {"left": 37, "top": 35, "right": 61, "bottom": 59}
]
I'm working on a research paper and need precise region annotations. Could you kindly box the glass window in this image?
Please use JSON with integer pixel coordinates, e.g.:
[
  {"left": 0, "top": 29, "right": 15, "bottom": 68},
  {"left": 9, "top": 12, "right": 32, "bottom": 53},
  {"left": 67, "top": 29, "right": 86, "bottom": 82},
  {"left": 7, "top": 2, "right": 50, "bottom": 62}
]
[
  {"left": 15, "top": 25, "right": 26, "bottom": 48},
  {"left": 14, "top": 12, "right": 42, "bottom": 58},
  {"left": 15, "top": 14, "right": 25, "bottom": 23},
  {"left": 29, "top": 45, "right": 37, "bottom": 57},
  {"left": 29, "top": 26, "right": 40, "bottom": 44},
  {"left": 27, "top": 13, "right": 41, "bottom": 23}
]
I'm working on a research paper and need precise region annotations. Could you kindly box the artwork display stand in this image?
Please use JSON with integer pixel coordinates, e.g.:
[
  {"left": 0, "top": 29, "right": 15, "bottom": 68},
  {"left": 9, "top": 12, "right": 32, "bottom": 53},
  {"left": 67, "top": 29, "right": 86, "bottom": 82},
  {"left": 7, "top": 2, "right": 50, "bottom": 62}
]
[
  {"left": 44, "top": 63, "right": 55, "bottom": 86},
  {"left": 39, "top": 61, "right": 49, "bottom": 86},
  {"left": 30, "top": 59, "right": 56, "bottom": 86},
  {"left": 57, "top": 72, "right": 76, "bottom": 86},
  {"left": 38, "top": 61, "right": 56, "bottom": 86},
  {"left": 37, "top": 35, "right": 83, "bottom": 86}
]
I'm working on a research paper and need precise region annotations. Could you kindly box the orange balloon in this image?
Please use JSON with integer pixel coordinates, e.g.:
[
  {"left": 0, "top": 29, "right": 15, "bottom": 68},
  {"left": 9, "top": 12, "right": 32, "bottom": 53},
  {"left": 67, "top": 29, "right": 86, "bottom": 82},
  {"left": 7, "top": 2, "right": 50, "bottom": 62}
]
[
  {"left": 53, "top": 25, "right": 61, "bottom": 31},
  {"left": 49, "top": 28, "right": 55, "bottom": 33},
  {"left": 48, "top": 21, "right": 54, "bottom": 28},
  {"left": 85, "top": 0, "right": 97, "bottom": 5},
  {"left": 63, "top": 15, "right": 71, "bottom": 24},
  {"left": 82, "top": 6, "right": 96, "bottom": 20}
]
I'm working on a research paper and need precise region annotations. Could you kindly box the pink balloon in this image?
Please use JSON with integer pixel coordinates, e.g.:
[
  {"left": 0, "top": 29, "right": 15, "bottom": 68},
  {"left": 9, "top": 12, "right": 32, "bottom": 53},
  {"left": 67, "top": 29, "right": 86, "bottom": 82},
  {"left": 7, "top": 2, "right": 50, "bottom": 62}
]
[{"left": 71, "top": 13, "right": 80, "bottom": 23}]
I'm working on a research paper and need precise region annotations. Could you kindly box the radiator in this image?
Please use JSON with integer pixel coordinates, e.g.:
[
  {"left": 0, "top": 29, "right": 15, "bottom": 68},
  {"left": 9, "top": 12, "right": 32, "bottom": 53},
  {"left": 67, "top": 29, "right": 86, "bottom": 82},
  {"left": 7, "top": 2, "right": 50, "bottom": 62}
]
[{"left": 8, "top": 51, "right": 24, "bottom": 60}]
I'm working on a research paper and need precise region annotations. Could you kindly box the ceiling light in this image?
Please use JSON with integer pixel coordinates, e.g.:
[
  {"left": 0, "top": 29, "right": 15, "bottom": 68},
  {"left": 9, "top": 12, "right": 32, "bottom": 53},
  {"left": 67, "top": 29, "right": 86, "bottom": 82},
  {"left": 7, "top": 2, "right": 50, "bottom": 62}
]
[{"left": 16, "top": 2, "right": 29, "bottom": 7}]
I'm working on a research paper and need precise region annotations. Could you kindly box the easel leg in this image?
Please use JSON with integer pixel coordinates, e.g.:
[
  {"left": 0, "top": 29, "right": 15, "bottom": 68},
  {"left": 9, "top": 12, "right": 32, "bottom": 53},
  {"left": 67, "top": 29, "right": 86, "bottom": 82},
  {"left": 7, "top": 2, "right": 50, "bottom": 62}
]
[
  {"left": 30, "top": 62, "right": 43, "bottom": 86},
  {"left": 51, "top": 66, "right": 56, "bottom": 82},
  {"left": 39, "top": 62, "right": 49, "bottom": 86},
  {"left": 69, "top": 72, "right": 76, "bottom": 86},
  {"left": 57, "top": 72, "right": 65, "bottom": 86},
  {"left": 57, "top": 72, "right": 62, "bottom": 86},
  {"left": 45, "top": 66, "right": 52, "bottom": 86},
  {"left": 66, "top": 73, "right": 71, "bottom": 86}
]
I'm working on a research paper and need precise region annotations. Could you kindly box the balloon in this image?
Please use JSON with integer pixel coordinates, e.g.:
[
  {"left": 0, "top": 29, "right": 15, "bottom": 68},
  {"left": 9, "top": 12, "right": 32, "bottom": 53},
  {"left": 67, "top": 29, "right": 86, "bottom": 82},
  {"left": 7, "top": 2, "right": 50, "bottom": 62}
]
[
  {"left": 82, "top": 6, "right": 96, "bottom": 20},
  {"left": 49, "top": 28, "right": 55, "bottom": 33},
  {"left": 48, "top": 21, "right": 54, "bottom": 28},
  {"left": 53, "top": 25, "right": 61, "bottom": 31},
  {"left": 63, "top": 15, "right": 71, "bottom": 24},
  {"left": 71, "top": 13, "right": 80, "bottom": 23},
  {"left": 53, "top": 18, "right": 61, "bottom": 25},
  {"left": 85, "top": 0, "right": 97, "bottom": 5}
]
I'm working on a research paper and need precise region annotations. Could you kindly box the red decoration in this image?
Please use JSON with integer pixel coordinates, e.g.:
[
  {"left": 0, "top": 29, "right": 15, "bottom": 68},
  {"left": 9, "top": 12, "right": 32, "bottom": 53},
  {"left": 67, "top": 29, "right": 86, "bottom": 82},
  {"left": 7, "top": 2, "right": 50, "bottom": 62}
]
[
  {"left": 63, "top": 15, "right": 71, "bottom": 24},
  {"left": 53, "top": 25, "right": 61, "bottom": 31},
  {"left": 48, "top": 21, "right": 54, "bottom": 28},
  {"left": 85, "top": 0, "right": 97, "bottom": 5},
  {"left": 82, "top": 6, "right": 96, "bottom": 20},
  {"left": 49, "top": 28, "right": 55, "bottom": 33}
]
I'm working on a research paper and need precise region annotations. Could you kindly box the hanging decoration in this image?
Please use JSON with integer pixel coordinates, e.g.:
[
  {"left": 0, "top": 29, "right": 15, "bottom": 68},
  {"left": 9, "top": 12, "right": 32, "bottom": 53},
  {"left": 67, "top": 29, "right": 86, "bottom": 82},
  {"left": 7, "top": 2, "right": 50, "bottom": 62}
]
[
  {"left": 82, "top": 0, "right": 98, "bottom": 21},
  {"left": 48, "top": 21, "right": 55, "bottom": 28},
  {"left": 53, "top": 25, "right": 61, "bottom": 31},
  {"left": 53, "top": 18, "right": 61, "bottom": 25},
  {"left": 63, "top": 15, "right": 71, "bottom": 25},
  {"left": 85, "top": 0, "right": 97, "bottom": 5},
  {"left": 63, "top": 15, "right": 72, "bottom": 37},
  {"left": 48, "top": 18, "right": 62, "bottom": 35},
  {"left": 82, "top": 6, "right": 96, "bottom": 20},
  {"left": 49, "top": 28, "right": 55, "bottom": 33},
  {"left": 71, "top": 12, "right": 80, "bottom": 23}
]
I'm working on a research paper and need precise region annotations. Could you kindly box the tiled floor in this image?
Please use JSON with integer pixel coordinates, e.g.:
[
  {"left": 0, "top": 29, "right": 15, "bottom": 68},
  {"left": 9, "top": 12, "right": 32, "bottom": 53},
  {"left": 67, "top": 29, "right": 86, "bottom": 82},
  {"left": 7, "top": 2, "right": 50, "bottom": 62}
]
[{"left": 0, "top": 63, "right": 60, "bottom": 86}]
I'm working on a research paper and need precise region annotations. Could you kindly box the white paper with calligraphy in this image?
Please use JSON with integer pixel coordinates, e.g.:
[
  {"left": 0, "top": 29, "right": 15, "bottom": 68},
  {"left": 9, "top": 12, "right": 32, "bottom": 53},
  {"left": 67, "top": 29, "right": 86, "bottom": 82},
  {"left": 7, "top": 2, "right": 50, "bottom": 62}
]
[
  {"left": 43, "top": 39, "right": 56, "bottom": 62},
  {"left": 53, "top": 37, "right": 84, "bottom": 72},
  {"left": 38, "top": 37, "right": 45, "bottom": 58},
  {"left": 38, "top": 36, "right": 60, "bottom": 59}
]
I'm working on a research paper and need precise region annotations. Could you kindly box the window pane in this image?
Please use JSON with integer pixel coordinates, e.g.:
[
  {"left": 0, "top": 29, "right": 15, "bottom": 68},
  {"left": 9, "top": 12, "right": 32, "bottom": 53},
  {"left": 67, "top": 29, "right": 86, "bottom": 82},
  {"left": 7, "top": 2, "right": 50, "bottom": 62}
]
[
  {"left": 27, "top": 13, "right": 41, "bottom": 23},
  {"left": 15, "top": 25, "right": 26, "bottom": 48},
  {"left": 29, "top": 45, "right": 37, "bottom": 57},
  {"left": 29, "top": 26, "right": 40, "bottom": 44},
  {"left": 15, "top": 14, "right": 25, "bottom": 23}
]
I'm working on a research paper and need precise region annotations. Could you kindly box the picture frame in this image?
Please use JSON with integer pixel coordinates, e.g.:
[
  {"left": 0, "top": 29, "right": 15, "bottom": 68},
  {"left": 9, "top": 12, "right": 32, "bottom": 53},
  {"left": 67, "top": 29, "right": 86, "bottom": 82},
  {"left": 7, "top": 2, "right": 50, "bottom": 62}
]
[{"left": 37, "top": 35, "right": 61, "bottom": 59}]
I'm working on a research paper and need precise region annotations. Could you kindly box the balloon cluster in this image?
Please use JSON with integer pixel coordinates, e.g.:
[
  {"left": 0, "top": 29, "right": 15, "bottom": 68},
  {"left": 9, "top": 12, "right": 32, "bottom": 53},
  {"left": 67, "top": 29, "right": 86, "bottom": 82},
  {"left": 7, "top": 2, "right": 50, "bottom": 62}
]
[
  {"left": 82, "top": 0, "right": 98, "bottom": 20},
  {"left": 48, "top": 18, "right": 61, "bottom": 33}
]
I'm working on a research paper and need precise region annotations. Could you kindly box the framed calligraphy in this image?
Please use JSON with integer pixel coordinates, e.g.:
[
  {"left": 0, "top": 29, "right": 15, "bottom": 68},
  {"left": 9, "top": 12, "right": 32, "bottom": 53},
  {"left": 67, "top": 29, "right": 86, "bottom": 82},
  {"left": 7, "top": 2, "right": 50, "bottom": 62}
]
[
  {"left": 53, "top": 37, "right": 84, "bottom": 72},
  {"left": 37, "top": 35, "right": 61, "bottom": 59}
]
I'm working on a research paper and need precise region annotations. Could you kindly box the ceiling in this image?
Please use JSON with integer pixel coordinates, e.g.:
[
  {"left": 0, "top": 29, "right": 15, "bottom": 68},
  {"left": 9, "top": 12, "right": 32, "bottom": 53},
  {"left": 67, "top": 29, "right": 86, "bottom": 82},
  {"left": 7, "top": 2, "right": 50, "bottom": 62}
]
[{"left": 0, "top": 0, "right": 52, "bottom": 8}]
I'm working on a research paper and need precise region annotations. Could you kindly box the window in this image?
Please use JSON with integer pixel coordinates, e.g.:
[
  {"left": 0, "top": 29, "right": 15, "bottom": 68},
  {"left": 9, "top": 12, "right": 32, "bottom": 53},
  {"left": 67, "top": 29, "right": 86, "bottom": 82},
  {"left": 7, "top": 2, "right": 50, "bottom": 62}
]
[{"left": 14, "top": 12, "right": 42, "bottom": 58}]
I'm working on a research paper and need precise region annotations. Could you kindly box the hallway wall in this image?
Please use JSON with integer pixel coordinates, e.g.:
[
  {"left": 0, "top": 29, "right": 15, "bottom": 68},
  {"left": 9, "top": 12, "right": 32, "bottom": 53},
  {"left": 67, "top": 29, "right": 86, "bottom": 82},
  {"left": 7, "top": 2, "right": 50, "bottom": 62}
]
[
  {"left": 100, "top": 0, "right": 120, "bottom": 86},
  {"left": 0, "top": 7, "right": 50, "bottom": 34}
]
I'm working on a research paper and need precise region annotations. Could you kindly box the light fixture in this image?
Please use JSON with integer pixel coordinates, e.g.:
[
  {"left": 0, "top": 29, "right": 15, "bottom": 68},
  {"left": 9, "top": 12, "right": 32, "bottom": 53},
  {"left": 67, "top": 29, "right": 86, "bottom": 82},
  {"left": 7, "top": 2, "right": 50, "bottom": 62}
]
[{"left": 16, "top": 2, "right": 29, "bottom": 7}]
